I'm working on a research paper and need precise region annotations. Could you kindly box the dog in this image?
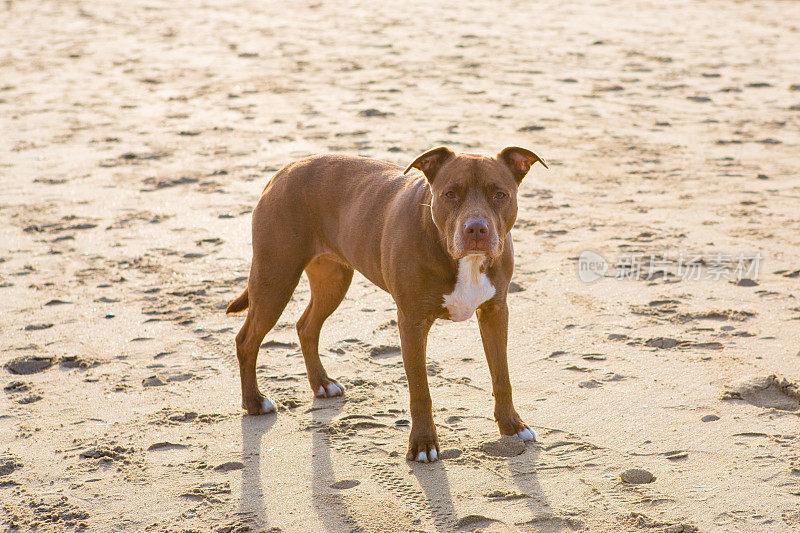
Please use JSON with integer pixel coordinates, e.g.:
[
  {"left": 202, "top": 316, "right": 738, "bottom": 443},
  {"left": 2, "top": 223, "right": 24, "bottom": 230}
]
[{"left": 226, "top": 146, "right": 548, "bottom": 462}]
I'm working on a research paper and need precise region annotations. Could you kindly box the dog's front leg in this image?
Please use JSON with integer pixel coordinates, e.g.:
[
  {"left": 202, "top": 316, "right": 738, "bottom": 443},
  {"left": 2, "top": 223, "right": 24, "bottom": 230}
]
[
  {"left": 477, "top": 299, "right": 536, "bottom": 441},
  {"left": 398, "top": 312, "right": 439, "bottom": 462}
]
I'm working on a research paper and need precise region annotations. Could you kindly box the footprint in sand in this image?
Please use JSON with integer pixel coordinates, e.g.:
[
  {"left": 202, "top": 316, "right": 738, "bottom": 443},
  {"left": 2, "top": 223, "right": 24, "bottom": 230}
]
[
  {"left": 508, "top": 281, "right": 525, "bottom": 293},
  {"left": 180, "top": 482, "right": 231, "bottom": 503},
  {"left": 630, "top": 299, "right": 679, "bottom": 318},
  {"left": 164, "top": 371, "right": 195, "bottom": 383},
  {"left": 368, "top": 344, "right": 401, "bottom": 358},
  {"left": 142, "top": 376, "right": 165, "bottom": 387},
  {"left": 147, "top": 442, "right": 189, "bottom": 452},
  {"left": 479, "top": 436, "right": 527, "bottom": 457},
  {"left": 79, "top": 445, "right": 135, "bottom": 463},
  {"left": 455, "top": 515, "right": 499, "bottom": 530},
  {"left": 4, "top": 381, "right": 31, "bottom": 394},
  {"left": 214, "top": 461, "right": 245, "bottom": 472},
  {"left": 373, "top": 319, "right": 397, "bottom": 331},
  {"left": 642, "top": 337, "right": 723, "bottom": 350},
  {"left": 4, "top": 381, "right": 41, "bottom": 404},
  {"left": 439, "top": 448, "right": 462, "bottom": 459},
  {"left": 167, "top": 411, "right": 198, "bottom": 423},
  {"left": 645, "top": 337, "right": 680, "bottom": 349},
  {"left": 25, "top": 497, "right": 89, "bottom": 528},
  {"left": 23, "top": 323, "right": 53, "bottom": 331},
  {"left": 261, "top": 340, "right": 299, "bottom": 350},
  {"left": 60, "top": 355, "right": 101, "bottom": 370},
  {"left": 140, "top": 176, "right": 197, "bottom": 192},
  {"left": 671, "top": 310, "right": 755, "bottom": 324},
  {"left": 0, "top": 453, "right": 22, "bottom": 476},
  {"left": 721, "top": 375, "right": 800, "bottom": 411},
  {"left": 330, "top": 479, "right": 360, "bottom": 489},
  {"left": 484, "top": 489, "right": 529, "bottom": 501},
  {"left": 5, "top": 356, "right": 55, "bottom": 374}
]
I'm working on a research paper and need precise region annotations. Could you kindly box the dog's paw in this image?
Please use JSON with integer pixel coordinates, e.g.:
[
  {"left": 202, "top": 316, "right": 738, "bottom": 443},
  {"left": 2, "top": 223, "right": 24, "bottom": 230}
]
[
  {"left": 516, "top": 427, "right": 536, "bottom": 441},
  {"left": 406, "top": 430, "right": 440, "bottom": 463},
  {"left": 242, "top": 395, "right": 276, "bottom": 415},
  {"left": 260, "top": 396, "right": 277, "bottom": 413},
  {"left": 314, "top": 380, "right": 345, "bottom": 398},
  {"left": 497, "top": 410, "right": 536, "bottom": 442},
  {"left": 415, "top": 449, "right": 438, "bottom": 463}
]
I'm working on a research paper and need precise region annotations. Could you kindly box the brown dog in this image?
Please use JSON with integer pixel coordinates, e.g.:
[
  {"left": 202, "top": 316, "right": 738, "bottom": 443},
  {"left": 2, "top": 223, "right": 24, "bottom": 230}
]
[{"left": 226, "top": 146, "right": 547, "bottom": 462}]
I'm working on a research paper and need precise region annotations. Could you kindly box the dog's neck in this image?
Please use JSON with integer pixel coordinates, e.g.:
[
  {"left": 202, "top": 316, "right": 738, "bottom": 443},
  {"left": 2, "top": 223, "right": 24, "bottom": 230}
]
[{"left": 443, "top": 254, "right": 496, "bottom": 322}]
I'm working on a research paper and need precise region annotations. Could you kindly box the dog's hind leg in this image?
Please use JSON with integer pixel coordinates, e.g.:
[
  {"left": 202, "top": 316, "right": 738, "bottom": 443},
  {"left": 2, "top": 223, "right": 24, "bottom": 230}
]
[
  {"left": 296, "top": 255, "right": 353, "bottom": 397},
  {"left": 235, "top": 260, "right": 303, "bottom": 415}
]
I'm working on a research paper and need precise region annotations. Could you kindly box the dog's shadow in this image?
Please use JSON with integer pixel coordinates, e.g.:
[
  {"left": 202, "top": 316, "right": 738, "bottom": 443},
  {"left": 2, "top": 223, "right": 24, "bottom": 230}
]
[
  {"left": 410, "top": 459, "right": 458, "bottom": 531},
  {"left": 308, "top": 397, "right": 363, "bottom": 531},
  {"left": 239, "top": 403, "right": 358, "bottom": 531},
  {"left": 308, "top": 398, "right": 458, "bottom": 532},
  {"left": 239, "top": 413, "right": 276, "bottom": 528},
  {"left": 508, "top": 444, "right": 555, "bottom": 527},
  {"left": 240, "top": 400, "right": 465, "bottom": 532},
  {"left": 410, "top": 440, "right": 548, "bottom": 531}
]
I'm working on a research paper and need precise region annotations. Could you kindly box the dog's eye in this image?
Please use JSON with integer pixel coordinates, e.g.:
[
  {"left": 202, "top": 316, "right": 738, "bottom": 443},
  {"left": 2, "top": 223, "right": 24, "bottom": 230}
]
[
  {"left": 444, "top": 191, "right": 457, "bottom": 199},
  {"left": 493, "top": 191, "right": 507, "bottom": 200}
]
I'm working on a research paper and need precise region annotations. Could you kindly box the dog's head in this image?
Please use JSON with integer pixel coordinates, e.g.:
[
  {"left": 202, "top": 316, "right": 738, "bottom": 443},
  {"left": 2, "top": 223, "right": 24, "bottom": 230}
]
[{"left": 405, "top": 146, "right": 547, "bottom": 260}]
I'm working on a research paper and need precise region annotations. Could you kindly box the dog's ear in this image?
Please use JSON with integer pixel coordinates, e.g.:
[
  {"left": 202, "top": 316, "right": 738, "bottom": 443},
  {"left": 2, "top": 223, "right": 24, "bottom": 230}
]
[
  {"left": 497, "top": 146, "right": 548, "bottom": 184},
  {"left": 404, "top": 146, "right": 455, "bottom": 182}
]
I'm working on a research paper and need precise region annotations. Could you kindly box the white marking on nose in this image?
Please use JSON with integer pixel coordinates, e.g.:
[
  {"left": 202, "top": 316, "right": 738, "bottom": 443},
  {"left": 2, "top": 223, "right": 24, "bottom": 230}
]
[{"left": 443, "top": 255, "right": 496, "bottom": 321}]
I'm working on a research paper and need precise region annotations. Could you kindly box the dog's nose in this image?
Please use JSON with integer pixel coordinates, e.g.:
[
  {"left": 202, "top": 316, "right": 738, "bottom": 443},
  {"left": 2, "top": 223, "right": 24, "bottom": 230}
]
[
  {"left": 464, "top": 220, "right": 488, "bottom": 237},
  {"left": 462, "top": 219, "right": 490, "bottom": 253}
]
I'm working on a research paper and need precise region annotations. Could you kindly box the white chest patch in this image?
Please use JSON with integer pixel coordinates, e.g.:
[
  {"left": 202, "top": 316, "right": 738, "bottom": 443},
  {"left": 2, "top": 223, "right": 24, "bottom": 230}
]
[{"left": 443, "top": 255, "right": 496, "bottom": 322}]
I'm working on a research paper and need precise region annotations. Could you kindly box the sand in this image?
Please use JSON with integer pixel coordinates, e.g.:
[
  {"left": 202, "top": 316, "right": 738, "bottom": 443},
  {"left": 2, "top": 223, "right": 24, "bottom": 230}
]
[{"left": 2, "top": 0, "right": 800, "bottom": 531}]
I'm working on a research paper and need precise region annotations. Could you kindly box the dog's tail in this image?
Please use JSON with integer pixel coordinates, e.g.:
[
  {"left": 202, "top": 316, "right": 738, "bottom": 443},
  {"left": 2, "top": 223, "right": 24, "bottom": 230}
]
[{"left": 226, "top": 288, "right": 249, "bottom": 314}]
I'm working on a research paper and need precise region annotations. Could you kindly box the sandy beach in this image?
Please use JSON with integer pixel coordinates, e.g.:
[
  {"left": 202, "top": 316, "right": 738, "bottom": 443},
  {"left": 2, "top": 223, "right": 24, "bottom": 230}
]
[{"left": 2, "top": 0, "right": 800, "bottom": 531}]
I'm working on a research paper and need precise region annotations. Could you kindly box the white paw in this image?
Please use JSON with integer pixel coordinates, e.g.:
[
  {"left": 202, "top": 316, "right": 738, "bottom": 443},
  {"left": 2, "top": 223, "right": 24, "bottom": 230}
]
[
  {"left": 326, "top": 382, "right": 344, "bottom": 396},
  {"left": 516, "top": 428, "right": 536, "bottom": 442},
  {"left": 416, "top": 449, "right": 438, "bottom": 463},
  {"left": 317, "top": 381, "right": 344, "bottom": 398},
  {"left": 316, "top": 382, "right": 345, "bottom": 398},
  {"left": 261, "top": 397, "right": 276, "bottom": 413}
]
